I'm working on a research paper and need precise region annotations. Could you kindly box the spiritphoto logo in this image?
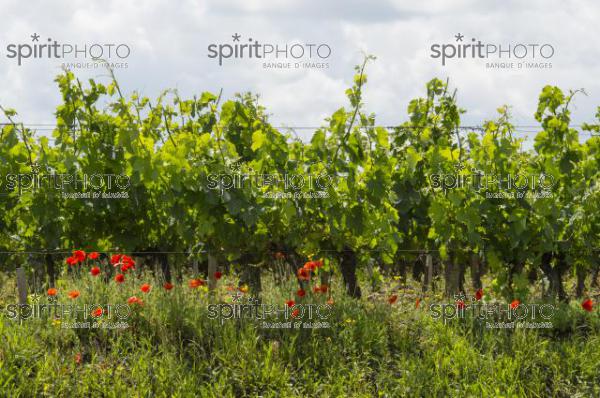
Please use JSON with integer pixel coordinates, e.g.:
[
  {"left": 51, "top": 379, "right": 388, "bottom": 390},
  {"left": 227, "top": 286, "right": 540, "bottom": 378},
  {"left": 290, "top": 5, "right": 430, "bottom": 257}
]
[
  {"left": 2, "top": 299, "right": 131, "bottom": 330},
  {"left": 207, "top": 33, "right": 331, "bottom": 69},
  {"left": 430, "top": 33, "right": 555, "bottom": 70},
  {"left": 207, "top": 295, "right": 331, "bottom": 329},
  {"left": 0, "top": 163, "right": 130, "bottom": 199},
  {"left": 4, "top": 33, "right": 131, "bottom": 68},
  {"left": 429, "top": 294, "right": 555, "bottom": 329},
  {"left": 429, "top": 164, "right": 555, "bottom": 199},
  {"left": 206, "top": 161, "right": 334, "bottom": 199}
]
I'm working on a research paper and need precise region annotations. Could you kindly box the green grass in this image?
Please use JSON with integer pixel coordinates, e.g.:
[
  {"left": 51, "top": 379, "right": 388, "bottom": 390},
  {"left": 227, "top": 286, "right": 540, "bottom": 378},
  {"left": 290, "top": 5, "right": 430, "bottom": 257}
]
[{"left": 0, "top": 270, "right": 599, "bottom": 397}]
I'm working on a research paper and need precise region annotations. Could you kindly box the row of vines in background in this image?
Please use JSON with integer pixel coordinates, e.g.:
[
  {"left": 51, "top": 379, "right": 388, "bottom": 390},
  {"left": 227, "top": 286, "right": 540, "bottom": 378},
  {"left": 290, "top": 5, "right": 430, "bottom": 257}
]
[{"left": 1, "top": 57, "right": 599, "bottom": 302}]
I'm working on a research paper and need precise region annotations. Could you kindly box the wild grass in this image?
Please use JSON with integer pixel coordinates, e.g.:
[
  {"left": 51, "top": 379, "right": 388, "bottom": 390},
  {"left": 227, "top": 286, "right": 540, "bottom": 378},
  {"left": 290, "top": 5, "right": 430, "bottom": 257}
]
[{"left": 0, "top": 270, "right": 599, "bottom": 397}]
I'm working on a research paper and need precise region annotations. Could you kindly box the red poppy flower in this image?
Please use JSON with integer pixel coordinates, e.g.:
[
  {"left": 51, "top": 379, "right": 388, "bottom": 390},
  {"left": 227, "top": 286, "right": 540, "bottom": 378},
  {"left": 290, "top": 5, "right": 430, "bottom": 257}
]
[
  {"left": 296, "top": 288, "right": 306, "bottom": 297},
  {"left": 115, "top": 274, "right": 125, "bottom": 283},
  {"left": 327, "top": 298, "right": 334, "bottom": 305},
  {"left": 313, "top": 286, "right": 321, "bottom": 293},
  {"left": 89, "top": 252, "right": 100, "bottom": 260},
  {"left": 73, "top": 250, "right": 86, "bottom": 263},
  {"left": 582, "top": 299, "right": 594, "bottom": 312},
  {"left": 66, "top": 256, "right": 78, "bottom": 266},
  {"left": 90, "top": 266, "right": 101, "bottom": 276},
  {"left": 456, "top": 300, "right": 465, "bottom": 309},
  {"left": 475, "top": 288, "right": 483, "bottom": 301},
  {"left": 68, "top": 290, "right": 80, "bottom": 299},
  {"left": 291, "top": 308, "right": 300, "bottom": 318},
  {"left": 127, "top": 296, "right": 143, "bottom": 306},
  {"left": 303, "top": 261, "right": 317, "bottom": 272},
  {"left": 91, "top": 307, "right": 103, "bottom": 317},
  {"left": 110, "top": 254, "right": 123, "bottom": 265},
  {"left": 415, "top": 298, "right": 420, "bottom": 309},
  {"left": 285, "top": 299, "right": 295, "bottom": 307},
  {"left": 319, "top": 284, "right": 328, "bottom": 293},
  {"left": 510, "top": 299, "right": 520, "bottom": 309},
  {"left": 114, "top": 255, "right": 135, "bottom": 273},
  {"left": 74, "top": 353, "right": 82, "bottom": 364},
  {"left": 388, "top": 294, "right": 398, "bottom": 304},
  {"left": 47, "top": 288, "right": 58, "bottom": 296},
  {"left": 122, "top": 255, "right": 135, "bottom": 270},
  {"left": 314, "top": 259, "right": 324, "bottom": 268},
  {"left": 214, "top": 271, "right": 222, "bottom": 280},
  {"left": 189, "top": 279, "right": 205, "bottom": 288},
  {"left": 163, "top": 282, "right": 174, "bottom": 290},
  {"left": 140, "top": 283, "right": 151, "bottom": 293},
  {"left": 297, "top": 267, "right": 310, "bottom": 281}
]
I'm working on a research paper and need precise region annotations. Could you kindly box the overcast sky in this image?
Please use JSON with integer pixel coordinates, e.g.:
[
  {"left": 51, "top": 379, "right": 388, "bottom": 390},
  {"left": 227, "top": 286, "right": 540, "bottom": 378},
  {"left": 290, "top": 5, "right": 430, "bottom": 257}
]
[{"left": 1, "top": 0, "right": 599, "bottom": 141}]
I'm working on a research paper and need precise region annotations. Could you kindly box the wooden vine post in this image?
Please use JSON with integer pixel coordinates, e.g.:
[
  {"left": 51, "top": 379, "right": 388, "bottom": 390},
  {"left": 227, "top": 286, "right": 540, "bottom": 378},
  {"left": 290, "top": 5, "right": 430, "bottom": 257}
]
[
  {"left": 208, "top": 253, "right": 218, "bottom": 291},
  {"left": 423, "top": 253, "right": 433, "bottom": 293},
  {"left": 16, "top": 267, "right": 28, "bottom": 305}
]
